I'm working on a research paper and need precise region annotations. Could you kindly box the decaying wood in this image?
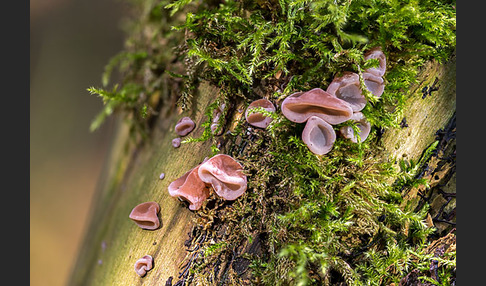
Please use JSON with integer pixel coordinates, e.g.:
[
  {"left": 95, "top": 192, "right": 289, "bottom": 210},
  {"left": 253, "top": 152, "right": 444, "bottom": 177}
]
[
  {"left": 69, "top": 52, "right": 455, "bottom": 285},
  {"left": 381, "top": 53, "right": 456, "bottom": 235},
  {"left": 381, "top": 53, "right": 456, "bottom": 163}
]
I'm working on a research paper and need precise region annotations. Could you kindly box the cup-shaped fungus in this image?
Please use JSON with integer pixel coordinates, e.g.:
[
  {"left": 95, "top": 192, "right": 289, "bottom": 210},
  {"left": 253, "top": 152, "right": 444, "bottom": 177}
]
[
  {"left": 129, "top": 202, "right": 161, "bottom": 230},
  {"left": 198, "top": 154, "right": 247, "bottom": 201},
  {"left": 363, "top": 72, "right": 385, "bottom": 98},
  {"left": 364, "top": 47, "right": 386, "bottom": 77},
  {"left": 302, "top": 116, "right": 337, "bottom": 155},
  {"left": 245, "top": 99, "right": 276, "bottom": 129},
  {"left": 134, "top": 255, "right": 153, "bottom": 277},
  {"left": 281, "top": 88, "right": 353, "bottom": 125},
  {"left": 175, "top": 117, "right": 196, "bottom": 136},
  {"left": 339, "top": 112, "right": 371, "bottom": 143},
  {"left": 168, "top": 162, "right": 209, "bottom": 211},
  {"left": 326, "top": 72, "right": 367, "bottom": 112}
]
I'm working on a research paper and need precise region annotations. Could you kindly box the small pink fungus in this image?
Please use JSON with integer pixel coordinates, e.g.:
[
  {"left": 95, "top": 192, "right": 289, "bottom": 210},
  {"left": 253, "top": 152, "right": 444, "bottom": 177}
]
[
  {"left": 129, "top": 202, "right": 161, "bottom": 230},
  {"left": 210, "top": 103, "right": 226, "bottom": 136},
  {"left": 245, "top": 99, "right": 276, "bottom": 129},
  {"left": 326, "top": 72, "right": 367, "bottom": 112},
  {"left": 168, "top": 160, "right": 209, "bottom": 211},
  {"left": 134, "top": 255, "right": 153, "bottom": 277},
  {"left": 281, "top": 88, "right": 353, "bottom": 125},
  {"left": 198, "top": 154, "right": 247, "bottom": 200},
  {"left": 175, "top": 117, "right": 195, "bottom": 136},
  {"left": 364, "top": 47, "right": 386, "bottom": 77},
  {"left": 172, "top": 138, "right": 181, "bottom": 148},
  {"left": 339, "top": 112, "right": 371, "bottom": 143},
  {"left": 302, "top": 116, "right": 336, "bottom": 155},
  {"left": 363, "top": 72, "right": 385, "bottom": 98}
]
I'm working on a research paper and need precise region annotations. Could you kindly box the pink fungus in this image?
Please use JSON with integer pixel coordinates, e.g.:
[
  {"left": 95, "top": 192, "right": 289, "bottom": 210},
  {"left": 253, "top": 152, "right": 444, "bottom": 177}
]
[
  {"left": 134, "top": 255, "right": 153, "bottom": 277},
  {"left": 363, "top": 72, "right": 385, "bottom": 98},
  {"left": 326, "top": 72, "right": 367, "bottom": 112},
  {"left": 175, "top": 117, "right": 195, "bottom": 136},
  {"left": 339, "top": 112, "right": 371, "bottom": 143},
  {"left": 172, "top": 138, "right": 181, "bottom": 148},
  {"left": 245, "top": 99, "right": 276, "bottom": 129},
  {"left": 364, "top": 47, "right": 386, "bottom": 77},
  {"left": 129, "top": 202, "right": 161, "bottom": 230},
  {"left": 198, "top": 154, "right": 247, "bottom": 201},
  {"left": 281, "top": 88, "right": 353, "bottom": 125},
  {"left": 168, "top": 161, "right": 209, "bottom": 210},
  {"left": 302, "top": 116, "right": 336, "bottom": 155}
]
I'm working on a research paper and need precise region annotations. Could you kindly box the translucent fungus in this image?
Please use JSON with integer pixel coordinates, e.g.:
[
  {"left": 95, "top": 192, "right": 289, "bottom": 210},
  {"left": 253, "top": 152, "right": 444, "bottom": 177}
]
[
  {"left": 134, "top": 255, "right": 153, "bottom": 277},
  {"left": 339, "top": 112, "right": 371, "bottom": 143},
  {"left": 129, "top": 202, "right": 161, "bottom": 230},
  {"left": 281, "top": 88, "right": 353, "bottom": 125},
  {"left": 245, "top": 99, "right": 276, "bottom": 129},
  {"left": 168, "top": 159, "right": 209, "bottom": 211},
  {"left": 364, "top": 46, "right": 386, "bottom": 77},
  {"left": 326, "top": 72, "right": 367, "bottom": 112},
  {"left": 198, "top": 154, "right": 247, "bottom": 200},
  {"left": 302, "top": 116, "right": 337, "bottom": 155},
  {"left": 175, "top": 117, "right": 196, "bottom": 136},
  {"left": 172, "top": 138, "right": 181, "bottom": 148},
  {"left": 363, "top": 72, "right": 385, "bottom": 98}
]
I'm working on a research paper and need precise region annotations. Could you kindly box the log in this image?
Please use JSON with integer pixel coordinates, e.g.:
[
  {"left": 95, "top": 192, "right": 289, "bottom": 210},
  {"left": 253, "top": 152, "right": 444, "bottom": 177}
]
[{"left": 68, "top": 51, "right": 456, "bottom": 284}]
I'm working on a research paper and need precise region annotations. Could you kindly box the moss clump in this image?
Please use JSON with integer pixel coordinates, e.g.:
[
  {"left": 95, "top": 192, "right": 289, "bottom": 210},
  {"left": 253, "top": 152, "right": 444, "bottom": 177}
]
[{"left": 90, "top": 0, "right": 455, "bottom": 140}]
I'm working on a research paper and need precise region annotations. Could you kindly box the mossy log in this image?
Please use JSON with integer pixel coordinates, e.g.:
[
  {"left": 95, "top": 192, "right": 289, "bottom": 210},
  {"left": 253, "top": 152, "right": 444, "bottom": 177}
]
[{"left": 68, "top": 53, "right": 456, "bottom": 285}]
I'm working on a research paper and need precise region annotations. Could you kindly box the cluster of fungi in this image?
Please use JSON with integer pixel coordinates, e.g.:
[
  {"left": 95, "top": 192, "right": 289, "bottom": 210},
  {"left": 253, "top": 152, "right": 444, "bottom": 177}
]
[
  {"left": 168, "top": 154, "right": 247, "bottom": 210},
  {"left": 247, "top": 47, "right": 386, "bottom": 154},
  {"left": 128, "top": 47, "right": 386, "bottom": 278},
  {"left": 128, "top": 110, "right": 248, "bottom": 277}
]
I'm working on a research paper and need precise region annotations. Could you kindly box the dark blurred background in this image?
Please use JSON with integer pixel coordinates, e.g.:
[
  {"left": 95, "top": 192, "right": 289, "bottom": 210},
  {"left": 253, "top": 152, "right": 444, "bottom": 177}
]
[{"left": 31, "top": 0, "right": 129, "bottom": 285}]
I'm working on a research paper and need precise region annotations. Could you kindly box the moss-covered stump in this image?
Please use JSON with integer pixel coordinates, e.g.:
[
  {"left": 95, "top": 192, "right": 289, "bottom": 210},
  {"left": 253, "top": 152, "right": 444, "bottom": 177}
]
[{"left": 70, "top": 0, "right": 456, "bottom": 285}]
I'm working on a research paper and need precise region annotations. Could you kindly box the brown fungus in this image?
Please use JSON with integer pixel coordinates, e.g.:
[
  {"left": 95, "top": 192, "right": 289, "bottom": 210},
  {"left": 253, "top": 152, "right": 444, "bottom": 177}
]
[
  {"left": 281, "top": 88, "right": 353, "bottom": 125},
  {"left": 198, "top": 154, "right": 247, "bottom": 201},
  {"left": 245, "top": 98, "right": 276, "bottom": 129},
  {"left": 302, "top": 116, "right": 336, "bottom": 155},
  {"left": 175, "top": 117, "right": 195, "bottom": 136},
  {"left": 326, "top": 72, "right": 367, "bottom": 112},
  {"left": 134, "top": 255, "right": 153, "bottom": 277},
  {"left": 364, "top": 46, "right": 386, "bottom": 77},
  {"left": 129, "top": 202, "right": 161, "bottom": 230},
  {"left": 168, "top": 160, "right": 209, "bottom": 211},
  {"left": 339, "top": 112, "right": 371, "bottom": 143}
]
